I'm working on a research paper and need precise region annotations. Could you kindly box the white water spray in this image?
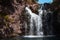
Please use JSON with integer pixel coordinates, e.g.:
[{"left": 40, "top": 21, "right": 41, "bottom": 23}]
[{"left": 24, "top": 6, "right": 43, "bottom": 36}]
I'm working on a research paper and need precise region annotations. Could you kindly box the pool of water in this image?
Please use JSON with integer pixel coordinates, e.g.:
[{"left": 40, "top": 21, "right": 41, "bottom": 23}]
[{"left": 0, "top": 36, "right": 60, "bottom": 40}]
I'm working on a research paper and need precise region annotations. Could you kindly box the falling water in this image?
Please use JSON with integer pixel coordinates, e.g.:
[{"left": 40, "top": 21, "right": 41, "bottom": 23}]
[{"left": 24, "top": 5, "right": 44, "bottom": 37}]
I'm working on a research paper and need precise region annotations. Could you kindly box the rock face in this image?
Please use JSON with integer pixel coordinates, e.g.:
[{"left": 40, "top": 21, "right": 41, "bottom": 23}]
[
  {"left": 0, "top": 0, "right": 26, "bottom": 38},
  {"left": 51, "top": 0, "right": 60, "bottom": 35},
  {"left": 8, "top": 2, "right": 26, "bottom": 36}
]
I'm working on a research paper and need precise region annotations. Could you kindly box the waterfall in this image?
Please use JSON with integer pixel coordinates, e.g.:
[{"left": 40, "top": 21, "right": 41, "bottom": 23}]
[{"left": 24, "top": 6, "right": 43, "bottom": 36}]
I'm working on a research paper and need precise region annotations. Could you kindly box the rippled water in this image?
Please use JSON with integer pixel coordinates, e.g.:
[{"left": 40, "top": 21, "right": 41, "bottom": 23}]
[{"left": 0, "top": 36, "right": 60, "bottom": 40}]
